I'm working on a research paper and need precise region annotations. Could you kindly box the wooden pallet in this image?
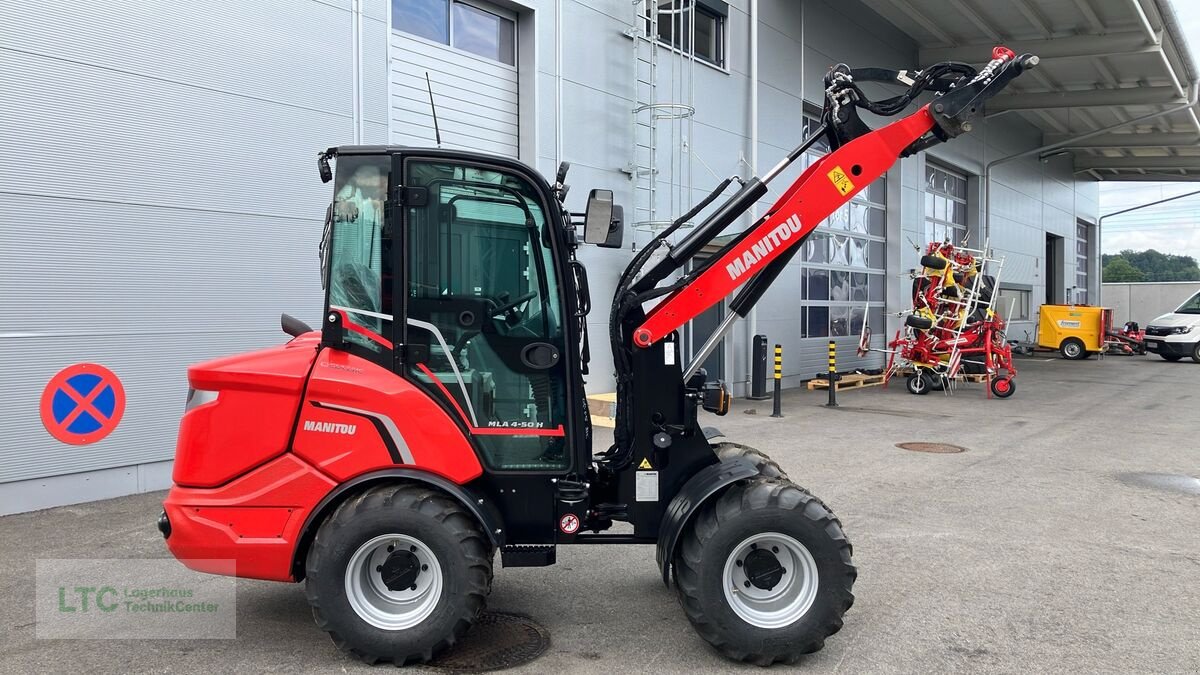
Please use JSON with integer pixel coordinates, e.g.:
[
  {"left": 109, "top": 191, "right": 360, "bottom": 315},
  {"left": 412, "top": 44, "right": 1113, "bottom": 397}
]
[{"left": 807, "top": 372, "right": 886, "bottom": 391}]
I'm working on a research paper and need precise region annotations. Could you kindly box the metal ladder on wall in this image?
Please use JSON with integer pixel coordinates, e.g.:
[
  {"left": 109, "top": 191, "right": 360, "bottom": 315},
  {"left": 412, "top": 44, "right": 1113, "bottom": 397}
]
[{"left": 625, "top": 0, "right": 696, "bottom": 242}]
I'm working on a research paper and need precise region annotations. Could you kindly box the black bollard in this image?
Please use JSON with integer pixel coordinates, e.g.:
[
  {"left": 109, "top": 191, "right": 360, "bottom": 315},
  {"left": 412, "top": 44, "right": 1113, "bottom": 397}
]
[
  {"left": 825, "top": 340, "right": 839, "bottom": 408},
  {"left": 770, "top": 344, "right": 783, "bottom": 418}
]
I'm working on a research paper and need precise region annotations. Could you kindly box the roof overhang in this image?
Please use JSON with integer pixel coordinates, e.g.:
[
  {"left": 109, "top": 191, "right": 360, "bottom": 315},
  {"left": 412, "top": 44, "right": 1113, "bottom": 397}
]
[{"left": 861, "top": 0, "right": 1200, "bottom": 181}]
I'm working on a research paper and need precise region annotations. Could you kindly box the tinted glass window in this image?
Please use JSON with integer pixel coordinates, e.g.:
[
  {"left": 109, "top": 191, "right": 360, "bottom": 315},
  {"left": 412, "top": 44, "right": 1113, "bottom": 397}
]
[
  {"left": 393, "top": 0, "right": 449, "bottom": 43},
  {"left": 452, "top": 2, "right": 516, "bottom": 65},
  {"left": 325, "top": 155, "right": 393, "bottom": 352}
]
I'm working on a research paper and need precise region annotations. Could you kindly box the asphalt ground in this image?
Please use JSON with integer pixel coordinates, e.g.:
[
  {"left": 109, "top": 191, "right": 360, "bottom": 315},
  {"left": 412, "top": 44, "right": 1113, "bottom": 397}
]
[{"left": 2, "top": 353, "right": 1198, "bottom": 673}]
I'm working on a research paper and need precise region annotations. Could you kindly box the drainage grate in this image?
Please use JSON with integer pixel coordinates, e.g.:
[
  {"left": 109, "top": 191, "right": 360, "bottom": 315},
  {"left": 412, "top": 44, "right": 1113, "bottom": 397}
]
[
  {"left": 429, "top": 612, "right": 550, "bottom": 673},
  {"left": 896, "top": 442, "right": 966, "bottom": 454}
]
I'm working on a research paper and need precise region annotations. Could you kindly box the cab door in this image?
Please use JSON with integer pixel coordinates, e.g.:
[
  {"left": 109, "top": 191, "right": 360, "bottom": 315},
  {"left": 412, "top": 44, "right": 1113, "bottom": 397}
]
[{"left": 399, "top": 156, "right": 572, "bottom": 473}]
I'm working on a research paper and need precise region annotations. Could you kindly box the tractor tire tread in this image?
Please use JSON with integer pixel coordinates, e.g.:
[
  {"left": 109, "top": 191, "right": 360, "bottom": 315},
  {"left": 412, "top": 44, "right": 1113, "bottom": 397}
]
[
  {"left": 713, "top": 442, "right": 789, "bottom": 480},
  {"left": 305, "top": 481, "right": 492, "bottom": 666},
  {"left": 674, "top": 478, "right": 855, "bottom": 666}
]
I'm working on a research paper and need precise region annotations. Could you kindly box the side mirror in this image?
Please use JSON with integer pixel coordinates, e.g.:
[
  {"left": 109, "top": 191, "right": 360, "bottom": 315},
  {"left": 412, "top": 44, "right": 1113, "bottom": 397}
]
[
  {"left": 584, "top": 189, "right": 623, "bottom": 249},
  {"left": 318, "top": 153, "right": 333, "bottom": 183}
]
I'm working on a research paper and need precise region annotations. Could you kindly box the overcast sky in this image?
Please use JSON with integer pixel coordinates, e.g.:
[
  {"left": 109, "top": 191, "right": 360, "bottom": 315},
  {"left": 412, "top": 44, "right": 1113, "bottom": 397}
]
[{"left": 1097, "top": 1, "right": 1200, "bottom": 262}]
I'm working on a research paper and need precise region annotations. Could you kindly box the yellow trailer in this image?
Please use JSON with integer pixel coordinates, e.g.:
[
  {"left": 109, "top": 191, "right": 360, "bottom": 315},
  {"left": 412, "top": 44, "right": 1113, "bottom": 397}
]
[{"left": 1037, "top": 304, "right": 1113, "bottom": 360}]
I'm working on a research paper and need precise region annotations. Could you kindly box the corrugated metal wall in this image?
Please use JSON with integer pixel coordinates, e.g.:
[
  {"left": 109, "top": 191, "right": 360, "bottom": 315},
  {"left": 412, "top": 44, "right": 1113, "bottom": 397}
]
[
  {"left": 390, "top": 33, "right": 520, "bottom": 156},
  {"left": 0, "top": 0, "right": 390, "bottom": 507}
]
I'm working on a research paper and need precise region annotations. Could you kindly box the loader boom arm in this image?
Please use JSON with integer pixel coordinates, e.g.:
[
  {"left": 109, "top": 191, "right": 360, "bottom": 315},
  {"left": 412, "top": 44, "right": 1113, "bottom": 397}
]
[
  {"left": 632, "top": 105, "right": 936, "bottom": 347},
  {"left": 628, "top": 47, "right": 1037, "bottom": 349}
]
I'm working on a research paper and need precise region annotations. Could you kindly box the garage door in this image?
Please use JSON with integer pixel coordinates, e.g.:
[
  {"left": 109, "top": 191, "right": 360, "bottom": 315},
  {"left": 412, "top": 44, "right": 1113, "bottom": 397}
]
[{"left": 390, "top": 0, "right": 519, "bottom": 158}]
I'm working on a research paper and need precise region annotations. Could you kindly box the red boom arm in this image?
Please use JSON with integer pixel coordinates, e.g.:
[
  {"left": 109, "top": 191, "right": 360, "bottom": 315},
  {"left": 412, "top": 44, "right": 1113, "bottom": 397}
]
[{"left": 632, "top": 104, "right": 938, "bottom": 348}]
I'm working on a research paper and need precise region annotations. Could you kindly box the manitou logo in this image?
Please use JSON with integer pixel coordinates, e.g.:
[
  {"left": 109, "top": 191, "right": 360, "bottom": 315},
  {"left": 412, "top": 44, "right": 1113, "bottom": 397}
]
[
  {"left": 725, "top": 214, "right": 804, "bottom": 281},
  {"left": 303, "top": 420, "right": 357, "bottom": 435}
]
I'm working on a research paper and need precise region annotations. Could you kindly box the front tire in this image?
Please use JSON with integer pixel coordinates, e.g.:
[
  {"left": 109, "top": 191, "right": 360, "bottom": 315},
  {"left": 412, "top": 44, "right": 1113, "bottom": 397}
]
[
  {"left": 1161, "top": 353, "right": 1183, "bottom": 362},
  {"left": 714, "top": 442, "right": 788, "bottom": 480},
  {"left": 1192, "top": 343, "right": 1200, "bottom": 364},
  {"left": 305, "top": 483, "right": 493, "bottom": 665},
  {"left": 673, "top": 478, "right": 855, "bottom": 665},
  {"left": 906, "top": 372, "right": 930, "bottom": 395},
  {"left": 990, "top": 377, "right": 1016, "bottom": 398}
]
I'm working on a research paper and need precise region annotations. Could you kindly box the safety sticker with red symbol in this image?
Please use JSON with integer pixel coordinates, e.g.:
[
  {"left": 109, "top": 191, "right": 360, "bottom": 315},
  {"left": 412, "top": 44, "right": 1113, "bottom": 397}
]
[
  {"left": 40, "top": 363, "right": 126, "bottom": 445},
  {"left": 559, "top": 513, "right": 580, "bottom": 535}
]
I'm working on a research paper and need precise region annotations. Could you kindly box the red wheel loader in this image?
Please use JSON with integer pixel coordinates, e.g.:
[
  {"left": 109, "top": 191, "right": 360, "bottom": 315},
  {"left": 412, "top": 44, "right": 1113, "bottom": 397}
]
[{"left": 159, "top": 47, "right": 1036, "bottom": 665}]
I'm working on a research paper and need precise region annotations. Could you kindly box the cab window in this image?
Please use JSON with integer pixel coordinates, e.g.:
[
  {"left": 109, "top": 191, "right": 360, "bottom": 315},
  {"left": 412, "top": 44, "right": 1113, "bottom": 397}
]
[
  {"left": 404, "top": 159, "right": 569, "bottom": 471},
  {"left": 324, "top": 155, "right": 393, "bottom": 351}
]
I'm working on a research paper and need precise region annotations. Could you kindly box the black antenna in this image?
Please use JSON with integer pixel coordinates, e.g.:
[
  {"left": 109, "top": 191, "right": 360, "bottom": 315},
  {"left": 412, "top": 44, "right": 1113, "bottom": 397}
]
[{"left": 425, "top": 72, "right": 442, "bottom": 148}]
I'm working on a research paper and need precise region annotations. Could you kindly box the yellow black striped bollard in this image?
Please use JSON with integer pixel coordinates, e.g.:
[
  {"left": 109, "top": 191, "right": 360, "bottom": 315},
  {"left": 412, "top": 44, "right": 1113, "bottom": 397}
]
[
  {"left": 825, "top": 340, "right": 840, "bottom": 408},
  {"left": 770, "top": 344, "right": 783, "bottom": 418}
]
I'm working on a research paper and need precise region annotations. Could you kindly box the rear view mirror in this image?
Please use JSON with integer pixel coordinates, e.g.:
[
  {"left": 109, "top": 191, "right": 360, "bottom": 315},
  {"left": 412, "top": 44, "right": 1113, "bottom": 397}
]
[{"left": 584, "top": 190, "right": 623, "bottom": 248}]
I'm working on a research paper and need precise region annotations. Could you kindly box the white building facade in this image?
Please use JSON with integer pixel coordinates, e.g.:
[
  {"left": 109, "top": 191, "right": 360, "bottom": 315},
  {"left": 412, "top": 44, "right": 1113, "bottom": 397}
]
[{"left": 7, "top": 0, "right": 1194, "bottom": 513}]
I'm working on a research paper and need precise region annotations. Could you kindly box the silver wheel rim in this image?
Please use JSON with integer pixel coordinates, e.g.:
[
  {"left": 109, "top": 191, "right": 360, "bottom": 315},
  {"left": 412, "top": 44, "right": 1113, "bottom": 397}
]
[
  {"left": 344, "top": 534, "right": 442, "bottom": 630},
  {"left": 722, "top": 532, "right": 819, "bottom": 629},
  {"left": 910, "top": 375, "right": 925, "bottom": 393},
  {"left": 1065, "top": 343, "right": 1080, "bottom": 358}
]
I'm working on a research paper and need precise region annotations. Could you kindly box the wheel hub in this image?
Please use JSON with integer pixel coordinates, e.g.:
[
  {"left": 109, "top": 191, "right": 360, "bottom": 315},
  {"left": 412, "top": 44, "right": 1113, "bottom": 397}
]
[
  {"left": 742, "top": 547, "right": 784, "bottom": 590},
  {"left": 722, "top": 532, "right": 820, "bottom": 629},
  {"left": 345, "top": 534, "right": 443, "bottom": 630},
  {"left": 380, "top": 549, "right": 421, "bottom": 592}
]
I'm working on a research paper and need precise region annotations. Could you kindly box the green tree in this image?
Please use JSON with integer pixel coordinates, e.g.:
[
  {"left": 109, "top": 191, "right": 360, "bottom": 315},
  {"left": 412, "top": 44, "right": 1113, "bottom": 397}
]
[
  {"left": 1101, "top": 249, "right": 1199, "bottom": 282},
  {"left": 1102, "top": 256, "right": 1146, "bottom": 282}
]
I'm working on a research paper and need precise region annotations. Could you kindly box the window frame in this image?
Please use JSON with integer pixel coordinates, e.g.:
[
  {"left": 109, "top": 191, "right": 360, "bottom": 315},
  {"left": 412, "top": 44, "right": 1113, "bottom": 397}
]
[
  {"left": 1075, "top": 220, "right": 1091, "bottom": 304},
  {"left": 797, "top": 113, "right": 887, "bottom": 340},
  {"left": 647, "top": 0, "right": 728, "bottom": 69},
  {"left": 995, "top": 287, "right": 1031, "bottom": 321},
  {"left": 924, "top": 161, "right": 969, "bottom": 246},
  {"left": 392, "top": 0, "right": 517, "bottom": 68}
]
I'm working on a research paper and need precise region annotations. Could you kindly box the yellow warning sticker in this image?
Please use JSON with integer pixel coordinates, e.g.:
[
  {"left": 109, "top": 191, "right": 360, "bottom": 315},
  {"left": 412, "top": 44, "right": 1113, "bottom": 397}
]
[
  {"left": 827, "top": 166, "right": 855, "bottom": 196},
  {"left": 638, "top": 458, "right": 654, "bottom": 470}
]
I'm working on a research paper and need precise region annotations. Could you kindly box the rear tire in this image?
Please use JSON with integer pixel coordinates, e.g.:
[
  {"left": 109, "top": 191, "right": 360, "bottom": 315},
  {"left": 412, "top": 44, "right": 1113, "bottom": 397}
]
[
  {"left": 1060, "top": 338, "right": 1085, "bottom": 360},
  {"left": 305, "top": 483, "right": 493, "bottom": 665},
  {"left": 715, "top": 442, "right": 788, "bottom": 481},
  {"left": 673, "top": 478, "right": 855, "bottom": 666}
]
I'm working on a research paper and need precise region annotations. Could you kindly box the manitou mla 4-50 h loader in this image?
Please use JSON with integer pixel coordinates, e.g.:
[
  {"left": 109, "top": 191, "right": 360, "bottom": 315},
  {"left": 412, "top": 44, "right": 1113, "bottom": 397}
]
[{"left": 159, "top": 47, "right": 1036, "bottom": 665}]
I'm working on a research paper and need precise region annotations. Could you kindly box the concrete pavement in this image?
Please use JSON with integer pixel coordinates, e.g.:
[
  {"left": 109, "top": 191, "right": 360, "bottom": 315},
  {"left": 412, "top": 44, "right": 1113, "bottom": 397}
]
[{"left": 1, "top": 354, "right": 1198, "bottom": 673}]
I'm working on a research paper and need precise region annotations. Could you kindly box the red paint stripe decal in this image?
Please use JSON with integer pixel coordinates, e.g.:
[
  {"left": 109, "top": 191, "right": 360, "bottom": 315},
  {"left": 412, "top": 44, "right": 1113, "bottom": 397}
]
[{"left": 415, "top": 362, "right": 566, "bottom": 438}]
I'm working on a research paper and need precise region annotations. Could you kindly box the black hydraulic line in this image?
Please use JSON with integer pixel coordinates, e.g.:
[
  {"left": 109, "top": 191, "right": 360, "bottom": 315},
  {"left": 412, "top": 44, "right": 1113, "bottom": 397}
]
[{"left": 666, "top": 179, "right": 768, "bottom": 266}]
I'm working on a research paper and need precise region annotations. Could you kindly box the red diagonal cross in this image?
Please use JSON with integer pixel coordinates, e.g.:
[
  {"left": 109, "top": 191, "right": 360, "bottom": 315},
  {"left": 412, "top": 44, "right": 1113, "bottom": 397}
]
[{"left": 58, "top": 381, "right": 111, "bottom": 430}]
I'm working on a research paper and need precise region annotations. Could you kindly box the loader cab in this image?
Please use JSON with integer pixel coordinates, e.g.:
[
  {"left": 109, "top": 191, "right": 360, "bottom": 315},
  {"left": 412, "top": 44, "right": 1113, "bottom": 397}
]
[{"left": 318, "top": 147, "right": 588, "bottom": 487}]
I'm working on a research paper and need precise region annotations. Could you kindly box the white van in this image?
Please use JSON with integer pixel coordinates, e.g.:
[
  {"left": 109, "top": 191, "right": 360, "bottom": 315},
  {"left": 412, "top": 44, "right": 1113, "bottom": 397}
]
[{"left": 1143, "top": 289, "right": 1200, "bottom": 363}]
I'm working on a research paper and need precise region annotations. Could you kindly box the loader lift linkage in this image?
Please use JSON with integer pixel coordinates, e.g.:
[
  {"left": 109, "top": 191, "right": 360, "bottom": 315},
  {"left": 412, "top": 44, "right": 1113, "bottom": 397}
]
[{"left": 161, "top": 47, "right": 1036, "bottom": 666}]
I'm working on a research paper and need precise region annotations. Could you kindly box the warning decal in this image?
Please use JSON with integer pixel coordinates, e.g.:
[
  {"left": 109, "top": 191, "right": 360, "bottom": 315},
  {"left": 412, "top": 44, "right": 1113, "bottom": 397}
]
[
  {"left": 638, "top": 458, "right": 654, "bottom": 470},
  {"left": 827, "top": 166, "right": 855, "bottom": 196}
]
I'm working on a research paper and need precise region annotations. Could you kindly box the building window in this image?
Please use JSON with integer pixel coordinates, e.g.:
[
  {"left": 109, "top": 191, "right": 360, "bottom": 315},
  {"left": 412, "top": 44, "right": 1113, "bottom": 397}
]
[
  {"left": 924, "top": 162, "right": 968, "bottom": 245},
  {"left": 1075, "top": 221, "right": 1090, "bottom": 304},
  {"left": 393, "top": 0, "right": 516, "bottom": 66},
  {"left": 799, "top": 117, "right": 886, "bottom": 339},
  {"left": 996, "top": 287, "right": 1031, "bottom": 321},
  {"left": 646, "top": 1, "right": 727, "bottom": 68}
]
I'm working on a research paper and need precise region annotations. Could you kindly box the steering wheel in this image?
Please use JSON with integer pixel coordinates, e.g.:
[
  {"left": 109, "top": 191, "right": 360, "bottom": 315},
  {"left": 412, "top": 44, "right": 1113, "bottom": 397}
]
[{"left": 489, "top": 291, "right": 537, "bottom": 319}]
